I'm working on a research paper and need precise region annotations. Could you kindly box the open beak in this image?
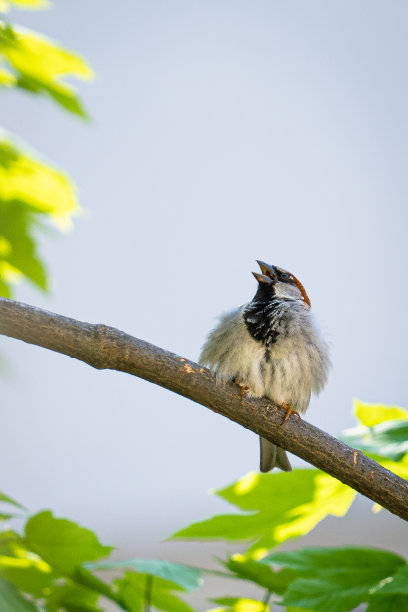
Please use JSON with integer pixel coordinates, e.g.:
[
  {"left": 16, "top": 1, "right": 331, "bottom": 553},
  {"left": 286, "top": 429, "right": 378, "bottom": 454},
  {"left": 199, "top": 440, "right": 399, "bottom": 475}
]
[
  {"left": 252, "top": 272, "right": 272, "bottom": 284},
  {"left": 256, "top": 260, "right": 277, "bottom": 280}
]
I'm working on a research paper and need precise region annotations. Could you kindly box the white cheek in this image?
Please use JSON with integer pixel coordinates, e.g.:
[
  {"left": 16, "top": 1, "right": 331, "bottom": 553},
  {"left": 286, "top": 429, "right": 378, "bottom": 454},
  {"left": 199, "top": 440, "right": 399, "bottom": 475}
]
[{"left": 274, "top": 282, "right": 301, "bottom": 301}]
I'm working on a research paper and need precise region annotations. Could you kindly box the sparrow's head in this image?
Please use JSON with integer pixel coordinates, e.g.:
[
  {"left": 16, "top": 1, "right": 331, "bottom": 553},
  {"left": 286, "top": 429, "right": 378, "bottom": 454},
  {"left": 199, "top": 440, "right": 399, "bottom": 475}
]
[{"left": 252, "top": 261, "right": 311, "bottom": 308}]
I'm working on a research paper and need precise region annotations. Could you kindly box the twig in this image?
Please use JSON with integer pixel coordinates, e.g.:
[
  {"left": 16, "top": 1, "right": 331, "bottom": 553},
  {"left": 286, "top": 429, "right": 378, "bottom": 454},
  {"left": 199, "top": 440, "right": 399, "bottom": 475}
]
[{"left": 1, "top": 297, "right": 407, "bottom": 521}]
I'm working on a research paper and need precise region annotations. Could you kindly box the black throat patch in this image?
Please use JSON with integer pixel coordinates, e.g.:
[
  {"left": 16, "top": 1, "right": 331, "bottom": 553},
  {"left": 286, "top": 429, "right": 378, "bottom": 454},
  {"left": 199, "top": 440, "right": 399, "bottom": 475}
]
[{"left": 243, "top": 300, "right": 284, "bottom": 346}]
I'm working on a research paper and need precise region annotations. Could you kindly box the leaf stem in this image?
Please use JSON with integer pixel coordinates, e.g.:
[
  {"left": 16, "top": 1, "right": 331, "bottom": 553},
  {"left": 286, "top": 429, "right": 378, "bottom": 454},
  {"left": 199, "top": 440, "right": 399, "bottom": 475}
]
[
  {"left": 263, "top": 589, "right": 272, "bottom": 610},
  {"left": 144, "top": 574, "right": 153, "bottom": 612},
  {"left": 74, "top": 567, "right": 130, "bottom": 611}
]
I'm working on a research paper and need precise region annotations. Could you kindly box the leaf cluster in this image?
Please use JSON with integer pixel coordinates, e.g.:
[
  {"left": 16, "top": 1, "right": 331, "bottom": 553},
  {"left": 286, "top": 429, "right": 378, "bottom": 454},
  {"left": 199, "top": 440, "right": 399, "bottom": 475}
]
[
  {"left": 174, "top": 401, "right": 408, "bottom": 611},
  {"left": 0, "top": 0, "right": 92, "bottom": 298},
  {"left": 0, "top": 402, "right": 407, "bottom": 611},
  {"left": 0, "top": 500, "right": 201, "bottom": 611},
  {"left": 0, "top": 140, "right": 79, "bottom": 297}
]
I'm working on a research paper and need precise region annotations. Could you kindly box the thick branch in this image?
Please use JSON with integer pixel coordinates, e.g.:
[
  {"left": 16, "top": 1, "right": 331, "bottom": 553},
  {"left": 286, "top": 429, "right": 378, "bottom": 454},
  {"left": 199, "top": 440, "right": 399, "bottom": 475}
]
[{"left": 1, "top": 297, "right": 407, "bottom": 521}]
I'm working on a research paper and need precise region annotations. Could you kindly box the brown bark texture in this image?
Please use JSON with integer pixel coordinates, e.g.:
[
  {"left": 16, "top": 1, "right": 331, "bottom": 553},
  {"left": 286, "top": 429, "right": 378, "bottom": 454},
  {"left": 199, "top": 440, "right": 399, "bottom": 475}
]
[{"left": 1, "top": 297, "right": 407, "bottom": 521}]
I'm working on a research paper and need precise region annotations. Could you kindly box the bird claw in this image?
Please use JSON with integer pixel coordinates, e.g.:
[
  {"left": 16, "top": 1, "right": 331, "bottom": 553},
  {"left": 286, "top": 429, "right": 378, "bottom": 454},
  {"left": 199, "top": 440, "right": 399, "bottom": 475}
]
[
  {"left": 280, "top": 403, "right": 300, "bottom": 426},
  {"left": 233, "top": 379, "right": 249, "bottom": 397}
]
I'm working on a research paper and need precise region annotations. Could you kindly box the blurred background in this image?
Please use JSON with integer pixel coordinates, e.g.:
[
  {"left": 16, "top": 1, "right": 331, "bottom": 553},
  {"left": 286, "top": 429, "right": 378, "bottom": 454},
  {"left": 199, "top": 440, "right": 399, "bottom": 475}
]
[{"left": 2, "top": 0, "right": 407, "bottom": 607}]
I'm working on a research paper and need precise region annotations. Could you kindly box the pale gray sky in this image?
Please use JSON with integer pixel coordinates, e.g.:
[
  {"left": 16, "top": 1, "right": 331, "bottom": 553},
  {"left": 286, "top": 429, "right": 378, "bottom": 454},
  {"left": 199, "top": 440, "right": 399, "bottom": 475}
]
[{"left": 2, "top": 0, "right": 407, "bottom": 607}]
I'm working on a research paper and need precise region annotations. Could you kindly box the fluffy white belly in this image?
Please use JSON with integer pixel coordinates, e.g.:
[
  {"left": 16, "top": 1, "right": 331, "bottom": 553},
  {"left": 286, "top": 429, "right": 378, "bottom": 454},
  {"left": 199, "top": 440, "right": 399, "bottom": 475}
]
[{"left": 199, "top": 307, "right": 329, "bottom": 413}]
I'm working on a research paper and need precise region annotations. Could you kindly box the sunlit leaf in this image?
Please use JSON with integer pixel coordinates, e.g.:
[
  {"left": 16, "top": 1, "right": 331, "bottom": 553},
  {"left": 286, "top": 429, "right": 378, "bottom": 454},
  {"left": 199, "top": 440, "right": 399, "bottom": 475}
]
[
  {"left": 354, "top": 400, "right": 408, "bottom": 427},
  {"left": 0, "top": 535, "right": 54, "bottom": 597},
  {"left": 0, "top": 21, "right": 93, "bottom": 116},
  {"left": 0, "top": 140, "right": 79, "bottom": 222},
  {"left": 86, "top": 558, "right": 202, "bottom": 592},
  {"left": 172, "top": 470, "right": 356, "bottom": 556},
  {"left": 24, "top": 511, "right": 112, "bottom": 576},
  {"left": 46, "top": 583, "right": 102, "bottom": 612},
  {"left": 0, "top": 573, "right": 38, "bottom": 610},
  {"left": 209, "top": 597, "right": 268, "bottom": 612},
  {"left": 0, "top": 138, "right": 80, "bottom": 297},
  {"left": 0, "top": 561, "right": 54, "bottom": 598},
  {"left": 0, "top": 64, "right": 15, "bottom": 83},
  {"left": 0, "top": 0, "right": 50, "bottom": 12},
  {"left": 266, "top": 547, "right": 405, "bottom": 612}
]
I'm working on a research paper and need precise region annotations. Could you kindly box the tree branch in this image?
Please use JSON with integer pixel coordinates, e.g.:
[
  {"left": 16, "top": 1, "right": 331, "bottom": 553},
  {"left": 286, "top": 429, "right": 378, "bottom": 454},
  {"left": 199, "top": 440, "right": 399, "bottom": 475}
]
[{"left": 1, "top": 297, "right": 407, "bottom": 521}]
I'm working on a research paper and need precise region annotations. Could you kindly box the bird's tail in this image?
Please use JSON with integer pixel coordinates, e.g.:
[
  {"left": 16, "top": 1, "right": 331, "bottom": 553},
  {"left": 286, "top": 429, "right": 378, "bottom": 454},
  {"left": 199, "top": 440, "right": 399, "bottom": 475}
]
[{"left": 259, "top": 436, "right": 292, "bottom": 472}]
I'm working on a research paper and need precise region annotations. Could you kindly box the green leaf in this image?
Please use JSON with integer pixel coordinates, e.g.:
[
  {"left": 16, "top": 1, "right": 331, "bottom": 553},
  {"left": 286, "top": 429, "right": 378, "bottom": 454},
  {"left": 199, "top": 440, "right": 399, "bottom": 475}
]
[
  {"left": 73, "top": 566, "right": 119, "bottom": 603},
  {"left": 24, "top": 511, "right": 112, "bottom": 576},
  {"left": 0, "top": 64, "right": 15, "bottom": 83},
  {"left": 0, "top": 573, "right": 38, "bottom": 610},
  {"left": 115, "top": 572, "right": 194, "bottom": 612},
  {"left": 149, "top": 588, "right": 195, "bottom": 612},
  {"left": 265, "top": 546, "right": 404, "bottom": 574},
  {"left": 0, "top": 563, "right": 54, "bottom": 598},
  {"left": 0, "top": 202, "right": 48, "bottom": 292},
  {"left": 340, "top": 401, "right": 408, "bottom": 462},
  {"left": 341, "top": 420, "right": 408, "bottom": 461},
  {"left": 0, "top": 546, "right": 54, "bottom": 597},
  {"left": 0, "top": 138, "right": 80, "bottom": 297},
  {"left": 224, "top": 554, "right": 295, "bottom": 594},
  {"left": 367, "top": 594, "right": 408, "bottom": 611},
  {"left": 0, "top": 140, "right": 79, "bottom": 221},
  {"left": 171, "top": 470, "right": 356, "bottom": 556},
  {"left": 266, "top": 547, "right": 405, "bottom": 612},
  {"left": 0, "top": 491, "right": 25, "bottom": 510},
  {"left": 46, "top": 583, "right": 102, "bottom": 612},
  {"left": 0, "top": 275, "right": 10, "bottom": 296},
  {"left": 114, "top": 573, "right": 143, "bottom": 612},
  {"left": 16, "top": 73, "right": 89, "bottom": 118},
  {"left": 208, "top": 597, "right": 268, "bottom": 611},
  {"left": 0, "top": 22, "right": 93, "bottom": 117},
  {"left": 0, "top": 529, "right": 23, "bottom": 554},
  {"left": 373, "top": 564, "right": 408, "bottom": 594},
  {"left": 0, "top": 529, "right": 55, "bottom": 598},
  {"left": 85, "top": 559, "right": 202, "bottom": 592},
  {"left": 354, "top": 400, "right": 408, "bottom": 427}
]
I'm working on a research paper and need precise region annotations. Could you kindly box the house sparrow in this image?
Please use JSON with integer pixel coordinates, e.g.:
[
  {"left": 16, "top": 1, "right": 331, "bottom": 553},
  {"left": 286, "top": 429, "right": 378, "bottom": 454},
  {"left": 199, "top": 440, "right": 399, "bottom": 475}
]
[{"left": 199, "top": 261, "right": 330, "bottom": 472}]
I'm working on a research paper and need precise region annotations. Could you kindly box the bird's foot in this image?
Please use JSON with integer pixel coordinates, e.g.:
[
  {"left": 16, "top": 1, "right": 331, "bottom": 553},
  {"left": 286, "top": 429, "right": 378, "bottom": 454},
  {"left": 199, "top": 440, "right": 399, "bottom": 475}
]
[
  {"left": 233, "top": 379, "right": 249, "bottom": 397},
  {"left": 280, "top": 402, "right": 301, "bottom": 426}
]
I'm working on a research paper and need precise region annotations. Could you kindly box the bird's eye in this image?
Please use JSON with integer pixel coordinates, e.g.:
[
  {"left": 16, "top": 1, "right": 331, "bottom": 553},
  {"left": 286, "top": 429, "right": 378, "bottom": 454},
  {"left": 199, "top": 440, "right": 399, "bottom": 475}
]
[{"left": 281, "top": 273, "right": 292, "bottom": 281}]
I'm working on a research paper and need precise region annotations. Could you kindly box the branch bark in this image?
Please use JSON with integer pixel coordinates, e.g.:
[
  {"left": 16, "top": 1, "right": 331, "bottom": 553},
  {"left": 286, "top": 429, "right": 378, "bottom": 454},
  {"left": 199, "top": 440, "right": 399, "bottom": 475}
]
[{"left": 1, "top": 297, "right": 407, "bottom": 521}]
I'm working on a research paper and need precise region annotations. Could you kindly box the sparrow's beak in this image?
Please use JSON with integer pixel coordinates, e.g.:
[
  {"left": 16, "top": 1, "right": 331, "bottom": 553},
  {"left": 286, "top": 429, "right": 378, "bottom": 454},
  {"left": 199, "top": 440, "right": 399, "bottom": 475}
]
[
  {"left": 256, "top": 260, "right": 277, "bottom": 280},
  {"left": 252, "top": 272, "right": 273, "bottom": 284}
]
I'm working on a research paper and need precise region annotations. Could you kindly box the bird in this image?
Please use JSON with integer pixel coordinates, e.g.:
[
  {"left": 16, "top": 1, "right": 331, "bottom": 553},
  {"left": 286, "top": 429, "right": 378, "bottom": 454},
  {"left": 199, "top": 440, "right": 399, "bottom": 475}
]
[{"left": 199, "top": 261, "right": 330, "bottom": 472}]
